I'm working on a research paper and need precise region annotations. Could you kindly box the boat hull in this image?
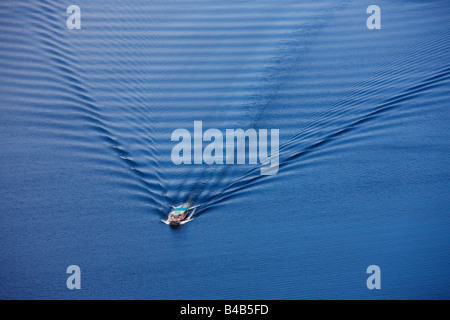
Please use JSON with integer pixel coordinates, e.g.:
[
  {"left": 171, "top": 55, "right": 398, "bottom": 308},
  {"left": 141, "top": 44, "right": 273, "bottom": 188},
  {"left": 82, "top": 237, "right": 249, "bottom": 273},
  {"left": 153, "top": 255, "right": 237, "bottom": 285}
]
[{"left": 168, "top": 207, "right": 188, "bottom": 225}]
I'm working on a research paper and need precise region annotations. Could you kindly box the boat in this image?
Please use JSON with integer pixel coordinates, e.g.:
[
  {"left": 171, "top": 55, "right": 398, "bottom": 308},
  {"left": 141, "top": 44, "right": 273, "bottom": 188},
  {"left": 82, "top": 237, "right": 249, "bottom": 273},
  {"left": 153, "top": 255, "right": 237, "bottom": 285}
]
[{"left": 168, "top": 206, "right": 189, "bottom": 225}]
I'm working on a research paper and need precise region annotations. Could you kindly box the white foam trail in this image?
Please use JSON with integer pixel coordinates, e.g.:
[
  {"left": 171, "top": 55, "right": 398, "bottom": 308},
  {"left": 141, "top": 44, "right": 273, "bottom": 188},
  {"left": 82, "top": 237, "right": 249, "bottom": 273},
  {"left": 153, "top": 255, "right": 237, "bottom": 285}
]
[{"left": 180, "top": 207, "right": 197, "bottom": 224}]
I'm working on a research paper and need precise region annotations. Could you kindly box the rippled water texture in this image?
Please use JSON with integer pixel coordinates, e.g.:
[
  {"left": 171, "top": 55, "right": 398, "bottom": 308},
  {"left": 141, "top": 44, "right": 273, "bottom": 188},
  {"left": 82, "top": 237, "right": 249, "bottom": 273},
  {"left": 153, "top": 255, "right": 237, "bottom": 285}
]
[{"left": 1, "top": 0, "right": 449, "bottom": 299}]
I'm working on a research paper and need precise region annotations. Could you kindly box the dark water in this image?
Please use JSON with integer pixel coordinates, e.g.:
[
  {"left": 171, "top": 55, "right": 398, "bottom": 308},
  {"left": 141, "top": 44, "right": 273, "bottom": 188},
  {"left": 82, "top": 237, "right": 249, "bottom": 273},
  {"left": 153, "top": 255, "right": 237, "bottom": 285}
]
[{"left": 0, "top": 0, "right": 449, "bottom": 299}]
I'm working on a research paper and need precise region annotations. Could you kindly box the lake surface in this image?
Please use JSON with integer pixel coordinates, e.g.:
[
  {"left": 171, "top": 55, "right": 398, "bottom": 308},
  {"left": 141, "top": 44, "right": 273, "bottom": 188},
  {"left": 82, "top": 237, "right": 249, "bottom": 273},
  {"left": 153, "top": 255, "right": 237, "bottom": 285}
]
[{"left": 0, "top": 0, "right": 449, "bottom": 299}]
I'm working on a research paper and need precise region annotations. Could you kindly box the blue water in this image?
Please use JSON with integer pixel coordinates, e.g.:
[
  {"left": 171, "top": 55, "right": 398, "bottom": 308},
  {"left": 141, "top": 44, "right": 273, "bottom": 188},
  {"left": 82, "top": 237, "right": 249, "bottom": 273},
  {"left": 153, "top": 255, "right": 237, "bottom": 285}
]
[{"left": 0, "top": 0, "right": 449, "bottom": 299}]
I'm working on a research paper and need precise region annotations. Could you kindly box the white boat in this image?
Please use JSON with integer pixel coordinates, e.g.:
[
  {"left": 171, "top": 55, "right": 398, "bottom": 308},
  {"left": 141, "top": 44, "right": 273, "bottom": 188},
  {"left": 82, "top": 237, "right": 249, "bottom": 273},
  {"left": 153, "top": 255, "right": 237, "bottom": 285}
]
[{"left": 168, "top": 206, "right": 189, "bottom": 225}]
